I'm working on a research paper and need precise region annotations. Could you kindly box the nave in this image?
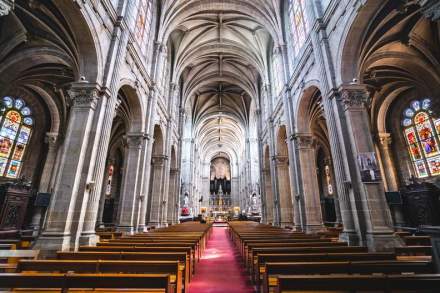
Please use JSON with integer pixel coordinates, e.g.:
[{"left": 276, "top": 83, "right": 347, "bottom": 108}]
[{"left": 0, "top": 220, "right": 439, "bottom": 292}]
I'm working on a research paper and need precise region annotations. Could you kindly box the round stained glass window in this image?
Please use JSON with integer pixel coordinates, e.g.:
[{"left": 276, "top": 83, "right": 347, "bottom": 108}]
[
  {"left": 405, "top": 108, "right": 415, "bottom": 118},
  {"left": 21, "top": 107, "right": 31, "bottom": 116},
  {"left": 422, "top": 99, "right": 431, "bottom": 110},
  {"left": 3, "top": 97, "right": 13, "bottom": 108},
  {"left": 14, "top": 99, "right": 24, "bottom": 110},
  {"left": 411, "top": 100, "right": 421, "bottom": 111},
  {"left": 23, "top": 117, "right": 33, "bottom": 126},
  {"left": 403, "top": 118, "right": 412, "bottom": 127}
]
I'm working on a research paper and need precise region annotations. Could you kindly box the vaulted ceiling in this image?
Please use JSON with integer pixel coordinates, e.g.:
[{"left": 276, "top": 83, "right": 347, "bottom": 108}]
[{"left": 159, "top": 0, "right": 283, "bottom": 164}]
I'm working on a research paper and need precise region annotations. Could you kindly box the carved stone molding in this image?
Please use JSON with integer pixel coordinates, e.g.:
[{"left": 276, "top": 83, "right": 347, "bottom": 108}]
[
  {"left": 0, "top": 0, "right": 13, "bottom": 16},
  {"left": 44, "top": 132, "right": 59, "bottom": 147},
  {"left": 68, "top": 82, "right": 100, "bottom": 109},
  {"left": 416, "top": 0, "right": 440, "bottom": 21},
  {"left": 152, "top": 155, "right": 168, "bottom": 166},
  {"left": 293, "top": 133, "right": 315, "bottom": 149},
  {"left": 124, "top": 133, "right": 146, "bottom": 149},
  {"left": 339, "top": 84, "right": 370, "bottom": 111},
  {"left": 378, "top": 132, "right": 392, "bottom": 148},
  {"left": 274, "top": 155, "right": 289, "bottom": 165}
]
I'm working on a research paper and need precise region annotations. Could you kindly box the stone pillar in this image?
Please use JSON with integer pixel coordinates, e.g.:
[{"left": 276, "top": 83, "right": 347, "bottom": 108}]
[
  {"left": 0, "top": 0, "right": 13, "bottom": 16},
  {"left": 36, "top": 82, "right": 100, "bottom": 253},
  {"left": 263, "top": 167, "right": 274, "bottom": 224},
  {"left": 275, "top": 156, "right": 294, "bottom": 226},
  {"left": 30, "top": 132, "right": 59, "bottom": 236},
  {"left": 324, "top": 157, "right": 342, "bottom": 225},
  {"left": 340, "top": 84, "right": 396, "bottom": 251},
  {"left": 167, "top": 168, "right": 178, "bottom": 224},
  {"left": 377, "top": 133, "right": 405, "bottom": 226},
  {"left": 416, "top": 0, "right": 440, "bottom": 21},
  {"left": 148, "top": 155, "right": 166, "bottom": 227},
  {"left": 294, "top": 134, "right": 324, "bottom": 232},
  {"left": 377, "top": 133, "right": 399, "bottom": 191},
  {"left": 116, "top": 133, "right": 145, "bottom": 233}
]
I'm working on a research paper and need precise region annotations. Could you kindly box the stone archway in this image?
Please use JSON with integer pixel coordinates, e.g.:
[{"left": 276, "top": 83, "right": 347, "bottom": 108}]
[{"left": 166, "top": 146, "right": 179, "bottom": 225}]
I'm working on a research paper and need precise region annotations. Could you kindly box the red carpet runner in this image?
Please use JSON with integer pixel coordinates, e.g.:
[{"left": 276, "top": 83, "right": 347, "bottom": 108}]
[{"left": 189, "top": 226, "right": 255, "bottom": 293}]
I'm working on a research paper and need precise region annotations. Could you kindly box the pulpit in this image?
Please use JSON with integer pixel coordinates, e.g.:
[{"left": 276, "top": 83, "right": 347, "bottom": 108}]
[
  {"left": 0, "top": 183, "right": 32, "bottom": 230},
  {"left": 401, "top": 182, "right": 440, "bottom": 227}
]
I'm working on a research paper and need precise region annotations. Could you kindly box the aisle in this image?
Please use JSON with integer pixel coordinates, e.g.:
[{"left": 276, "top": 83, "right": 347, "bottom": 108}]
[{"left": 189, "top": 226, "right": 255, "bottom": 293}]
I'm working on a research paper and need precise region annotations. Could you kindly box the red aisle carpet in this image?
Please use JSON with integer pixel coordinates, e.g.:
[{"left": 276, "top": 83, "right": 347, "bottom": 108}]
[{"left": 189, "top": 226, "right": 255, "bottom": 293}]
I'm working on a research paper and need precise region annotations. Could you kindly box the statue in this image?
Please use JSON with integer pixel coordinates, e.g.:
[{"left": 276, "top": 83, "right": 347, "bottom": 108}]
[{"left": 183, "top": 193, "right": 189, "bottom": 208}]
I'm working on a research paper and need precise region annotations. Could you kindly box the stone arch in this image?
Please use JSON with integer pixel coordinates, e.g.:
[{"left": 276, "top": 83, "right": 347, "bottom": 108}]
[{"left": 117, "top": 82, "right": 146, "bottom": 133}]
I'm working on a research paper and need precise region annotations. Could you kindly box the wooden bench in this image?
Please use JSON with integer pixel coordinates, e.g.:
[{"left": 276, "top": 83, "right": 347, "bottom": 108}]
[
  {"left": 17, "top": 260, "right": 185, "bottom": 293},
  {"left": 254, "top": 252, "right": 397, "bottom": 285},
  {"left": 274, "top": 274, "right": 440, "bottom": 293},
  {"left": 57, "top": 251, "right": 190, "bottom": 287},
  {"left": 261, "top": 260, "right": 434, "bottom": 293},
  {"left": 0, "top": 273, "right": 172, "bottom": 292}
]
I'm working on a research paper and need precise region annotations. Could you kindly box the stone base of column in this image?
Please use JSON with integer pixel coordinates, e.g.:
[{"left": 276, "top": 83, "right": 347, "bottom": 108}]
[
  {"left": 34, "top": 233, "right": 71, "bottom": 258},
  {"left": 339, "top": 230, "right": 361, "bottom": 246},
  {"left": 305, "top": 224, "right": 326, "bottom": 233},
  {"left": 147, "top": 222, "right": 160, "bottom": 229},
  {"left": 79, "top": 232, "right": 99, "bottom": 246},
  {"left": 366, "top": 232, "right": 403, "bottom": 252},
  {"left": 116, "top": 225, "right": 135, "bottom": 234},
  {"left": 280, "top": 222, "right": 293, "bottom": 229},
  {"left": 137, "top": 225, "right": 147, "bottom": 232}
]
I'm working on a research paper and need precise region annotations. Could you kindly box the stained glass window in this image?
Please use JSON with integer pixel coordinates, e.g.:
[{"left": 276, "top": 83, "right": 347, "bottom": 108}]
[
  {"left": 0, "top": 96, "right": 33, "bottom": 179},
  {"left": 135, "top": 0, "right": 153, "bottom": 54},
  {"left": 288, "top": 0, "right": 309, "bottom": 56},
  {"left": 272, "top": 51, "right": 284, "bottom": 96},
  {"left": 402, "top": 98, "right": 440, "bottom": 178}
]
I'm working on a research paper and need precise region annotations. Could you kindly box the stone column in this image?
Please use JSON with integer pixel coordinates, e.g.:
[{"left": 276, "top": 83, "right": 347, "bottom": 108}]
[
  {"left": 167, "top": 167, "right": 179, "bottom": 224},
  {"left": 275, "top": 155, "right": 294, "bottom": 226},
  {"left": 116, "top": 133, "right": 145, "bottom": 233},
  {"left": 294, "top": 134, "right": 324, "bottom": 232},
  {"left": 340, "top": 84, "right": 395, "bottom": 251},
  {"left": 416, "top": 0, "right": 440, "bottom": 21},
  {"left": 377, "top": 133, "right": 405, "bottom": 226},
  {"left": 30, "top": 132, "right": 59, "bottom": 236},
  {"left": 0, "top": 0, "right": 13, "bottom": 16},
  {"left": 324, "top": 157, "right": 342, "bottom": 225},
  {"left": 148, "top": 155, "right": 166, "bottom": 226},
  {"left": 263, "top": 167, "right": 274, "bottom": 224},
  {"left": 36, "top": 82, "right": 100, "bottom": 253}
]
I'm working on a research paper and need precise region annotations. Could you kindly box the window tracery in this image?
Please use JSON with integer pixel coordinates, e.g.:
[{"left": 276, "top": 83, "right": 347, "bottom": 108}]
[
  {"left": 135, "top": 0, "right": 153, "bottom": 54},
  {"left": 0, "top": 96, "right": 33, "bottom": 179},
  {"left": 402, "top": 98, "right": 440, "bottom": 178},
  {"left": 288, "top": 0, "right": 309, "bottom": 56}
]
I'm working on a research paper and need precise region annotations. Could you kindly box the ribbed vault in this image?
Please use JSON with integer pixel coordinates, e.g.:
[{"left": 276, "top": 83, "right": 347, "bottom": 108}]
[{"left": 162, "top": 1, "right": 280, "bottom": 178}]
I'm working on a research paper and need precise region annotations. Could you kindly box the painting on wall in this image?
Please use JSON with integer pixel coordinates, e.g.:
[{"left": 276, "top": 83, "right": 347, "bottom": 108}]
[{"left": 357, "top": 152, "right": 381, "bottom": 182}]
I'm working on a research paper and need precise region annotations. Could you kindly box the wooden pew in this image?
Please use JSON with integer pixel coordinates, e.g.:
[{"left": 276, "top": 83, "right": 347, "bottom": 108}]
[
  {"left": 0, "top": 273, "right": 172, "bottom": 292},
  {"left": 274, "top": 274, "right": 440, "bottom": 293},
  {"left": 57, "top": 251, "right": 190, "bottom": 289},
  {"left": 254, "top": 252, "right": 397, "bottom": 285},
  {"left": 78, "top": 246, "right": 195, "bottom": 275},
  {"left": 248, "top": 246, "right": 367, "bottom": 273},
  {"left": 17, "top": 260, "right": 185, "bottom": 293},
  {"left": 261, "top": 260, "right": 434, "bottom": 293}
]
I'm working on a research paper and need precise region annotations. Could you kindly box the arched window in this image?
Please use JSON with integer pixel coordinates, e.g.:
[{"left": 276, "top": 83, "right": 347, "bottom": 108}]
[
  {"left": 272, "top": 51, "right": 283, "bottom": 96},
  {"left": 402, "top": 99, "right": 440, "bottom": 178},
  {"left": 288, "top": 0, "right": 309, "bottom": 56},
  {"left": 135, "top": 0, "right": 153, "bottom": 54},
  {"left": 0, "top": 96, "right": 33, "bottom": 179}
]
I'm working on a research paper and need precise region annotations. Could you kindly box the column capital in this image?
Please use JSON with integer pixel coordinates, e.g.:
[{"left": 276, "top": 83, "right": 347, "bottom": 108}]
[
  {"left": 378, "top": 132, "right": 393, "bottom": 147},
  {"left": 124, "top": 132, "right": 146, "bottom": 148},
  {"left": 68, "top": 82, "right": 101, "bottom": 109},
  {"left": 44, "top": 132, "right": 59, "bottom": 147},
  {"left": 0, "top": 0, "right": 14, "bottom": 16},
  {"left": 338, "top": 84, "right": 371, "bottom": 111},
  {"left": 293, "top": 133, "right": 315, "bottom": 149},
  {"left": 152, "top": 155, "right": 168, "bottom": 165},
  {"left": 415, "top": 0, "right": 440, "bottom": 21},
  {"left": 273, "top": 155, "right": 289, "bottom": 165}
]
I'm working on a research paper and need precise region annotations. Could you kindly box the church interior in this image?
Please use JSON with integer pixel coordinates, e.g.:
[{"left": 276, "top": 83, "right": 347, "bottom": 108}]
[{"left": 0, "top": 0, "right": 440, "bottom": 292}]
